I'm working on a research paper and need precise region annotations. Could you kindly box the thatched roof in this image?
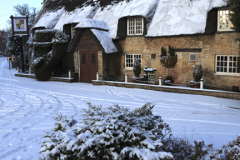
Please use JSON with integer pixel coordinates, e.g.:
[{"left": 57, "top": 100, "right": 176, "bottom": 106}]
[{"left": 33, "top": 0, "right": 228, "bottom": 38}]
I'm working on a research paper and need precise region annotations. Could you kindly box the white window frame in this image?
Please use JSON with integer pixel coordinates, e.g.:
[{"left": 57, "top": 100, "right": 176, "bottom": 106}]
[
  {"left": 217, "top": 10, "right": 234, "bottom": 32},
  {"left": 125, "top": 54, "right": 142, "bottom": 69},
  {"left": 127, "top": 17, "right": 144, "bottom": 36},
  {"left": 215, "top": 55, "right": 239, "bottom": 75}
]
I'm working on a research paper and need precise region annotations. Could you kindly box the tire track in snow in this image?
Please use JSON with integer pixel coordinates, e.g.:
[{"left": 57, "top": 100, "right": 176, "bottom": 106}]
[
  {"left": 165, "top": 118, "right": 240, "bottom": 127},
  {"left": 0, "top": 90, "right": 66, "bottom": 159}
]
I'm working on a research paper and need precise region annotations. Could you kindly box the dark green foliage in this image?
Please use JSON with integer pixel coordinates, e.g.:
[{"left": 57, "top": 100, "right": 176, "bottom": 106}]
[
  {"left": 161, "top": 47, "right": 167, "bottom": 57},
  {"left": 31, "top": 30, "right": 68, "bottom": 81},
  {"left": 169, "top": 45, "right": 175, "bottom": 57},
  {"left": 6, "top": 36, "right": 21, "bottom": 68},
  {"left": 34, "top": 43, "right": 52, "bottom": 57},
  {"left": 133, "top": 60, "right": 141, "bottom": 77},
  {"left": 228, "top": 0, "right": 240, "bottom": 32},
  {"left": 35, "top": 66, "right": 52, "bottom": 81},
  {"left": 34, "top": 29, "right": 57, "bottom": 42},
  {"left": 40, "top": 103, "right": 174, "bottom": 160},
  {"left": 193, "top": 65, "right": 203, "bottom": 81}
]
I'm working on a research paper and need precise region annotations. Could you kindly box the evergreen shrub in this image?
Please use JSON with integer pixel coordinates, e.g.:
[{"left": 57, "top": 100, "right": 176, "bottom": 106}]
[
  {"left": 32, "top": 30, "right": 68, "bottom": 81},
  {"left": 224, "top": 136, "right": 240, "bottom": 160},
  {"left": 161, "top": 47, "right": 167, "bottom": 57},
  {"left": 34, "top": 43, "right": 52, "bottom": 57},
  {"left": 39, "top": 103, "right": 233, "bottom": 160},
  {"left": 39, "top": 103, "right": 175, "bottom": 160},
  {"left": 133, "top": 60, "right": 141, "bottom": 77},
  {"left": 34, "top": 29, "right": 57, "bottom": 42},
  {"left": 169, "top": 45, "right": 175, "bottom": 57},
  {"left": 193, "top": 65, "right": 203, "bottom": 81}
]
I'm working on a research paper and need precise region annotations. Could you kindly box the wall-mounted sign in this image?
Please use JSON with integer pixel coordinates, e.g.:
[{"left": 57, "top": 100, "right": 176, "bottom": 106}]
[
  {"left": 7, "top": 57, "right": 15, "bottom": 62},
  {"left": 10, "top": 15, "right": 29, "bottom": 36}
]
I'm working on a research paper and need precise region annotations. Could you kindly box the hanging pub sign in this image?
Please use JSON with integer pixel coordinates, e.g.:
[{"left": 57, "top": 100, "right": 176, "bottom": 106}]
[{"left": 10, "top": 15, "right": 29, "bottom": 36}]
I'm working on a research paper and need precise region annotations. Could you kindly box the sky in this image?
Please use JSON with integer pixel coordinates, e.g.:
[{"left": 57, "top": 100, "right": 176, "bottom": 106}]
[{"left": 0, "top": 0, "right": 43, "bottom": 30}]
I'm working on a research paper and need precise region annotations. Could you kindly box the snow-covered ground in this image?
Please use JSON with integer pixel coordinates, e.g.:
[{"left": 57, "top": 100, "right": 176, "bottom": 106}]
[{"left": 0, "top": 57, "right": 240, "bottom": 160}]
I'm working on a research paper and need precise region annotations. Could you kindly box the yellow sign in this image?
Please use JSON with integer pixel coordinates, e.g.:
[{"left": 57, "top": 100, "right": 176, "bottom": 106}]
[{"left": 7, "top": 57, "right": 15, "bottom": 62}]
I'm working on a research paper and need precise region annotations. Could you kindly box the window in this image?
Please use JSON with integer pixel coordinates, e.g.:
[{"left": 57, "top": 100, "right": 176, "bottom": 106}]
[
  {"left": 215, "top": 55, "right": 239, "bottom": 74},
  {"left": 127, "top": 17, "right": 144, "bottom": 35},
  {"left": 151, "top": 54, "right": 156, "bottom": 59},
  {"left": 125, "top": 54, "right": 141, "bottom": 69},
  {"left": 218, "top": 10, "right": 234, "bottom": 31},
  {"left": 82, "top": 53, "right": 86, "bottom": 65},
  {"left": 92, "top": 53, "right": 96, "bottom": 65}
]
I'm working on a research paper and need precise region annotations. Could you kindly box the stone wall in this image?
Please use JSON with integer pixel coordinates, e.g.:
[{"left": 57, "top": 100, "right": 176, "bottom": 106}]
[{"left": 118, "top": 32, "right": 240, "bottom": 90}]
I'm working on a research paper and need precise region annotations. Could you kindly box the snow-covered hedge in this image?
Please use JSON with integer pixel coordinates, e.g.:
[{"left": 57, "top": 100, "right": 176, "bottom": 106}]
[
  {"left": 34, "top": 29, "right": 57, "bottom": 42},
  {"left": 40, "top": 103, "right": 175, "bottom": 160},
  {"left": 31, "top": 29, "right": 68, "bottom": 81}
]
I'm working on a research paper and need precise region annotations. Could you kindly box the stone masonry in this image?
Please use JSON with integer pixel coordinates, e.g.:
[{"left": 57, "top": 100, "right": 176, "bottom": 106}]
[{"left": 118, "top": 32, "right": 240, "bottom": 90}]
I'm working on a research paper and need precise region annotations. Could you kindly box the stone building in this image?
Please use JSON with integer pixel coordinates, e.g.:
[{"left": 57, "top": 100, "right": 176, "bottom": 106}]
[{"left": 31, "top": 0, "right": 239, "bottom": 89}]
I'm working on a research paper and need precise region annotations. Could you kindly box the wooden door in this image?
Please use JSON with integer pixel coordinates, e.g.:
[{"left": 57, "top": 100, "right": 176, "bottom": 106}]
[{"left": 79, "top": 50, "right": 98, "bottom": 83}]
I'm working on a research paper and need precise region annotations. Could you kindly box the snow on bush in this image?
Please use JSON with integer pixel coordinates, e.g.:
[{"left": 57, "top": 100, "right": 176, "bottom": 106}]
[
  {"left": 224, "top": 136, "right": 240, "bottom": 160},
  {"left": 30, "top": 29, "right": 68, "bottom": 81},
  {"left": 39, "top": 103, "right": 175, "bottom": 160},
  {"left": 40, "top": 102, "right": 233, "bottom": 160}
]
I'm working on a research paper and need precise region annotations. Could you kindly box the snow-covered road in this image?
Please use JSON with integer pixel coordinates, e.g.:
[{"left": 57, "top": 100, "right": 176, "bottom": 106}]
[{"left": 0, "top": 57, "right": 240, "bottom": 160}]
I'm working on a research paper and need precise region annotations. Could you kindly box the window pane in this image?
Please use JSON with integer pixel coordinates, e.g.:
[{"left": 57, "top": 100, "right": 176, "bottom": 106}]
[
  {"left": 136, "top": 18, "right": 143, "bottom": 34},
  {"left": 92, "top": 53, "right": 95, "bottom": 65},
  {"left": 126, "top": 54, "right": 141, "bottom": 68},
  {"left": 128, "top": 18, "right": 135, "bottom": 35},
  {"left": 233, "top": 62, "right": 236, "bottom": 67},
  {"left": 82, "top": 53, "right": 86, "bottom": 65},
  {"left": 218, "top": 10, "right": 232, "bottom": 30}
]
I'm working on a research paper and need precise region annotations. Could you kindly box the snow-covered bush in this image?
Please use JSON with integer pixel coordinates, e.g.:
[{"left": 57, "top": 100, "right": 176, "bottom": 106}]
[
  {"left": 34, "top": 29, "right": 57, "bottom": 42},
  {"left": 31, "top": 29, "right": 68, "bottom": 81},
  {"left": 133, "top": 60, "right": 141, "bottom": 77},
  {"left": 193, "top": 65, "right": 203, "bottom": 81},
  {"left": 40, "top": 103, "right": 174, "bottom": 160},
  {"left": 52, "top": 31, "right": 68, "bottom": 43},
  {"left": 224, "top": 136, "right": 240, "bottom": 160}
]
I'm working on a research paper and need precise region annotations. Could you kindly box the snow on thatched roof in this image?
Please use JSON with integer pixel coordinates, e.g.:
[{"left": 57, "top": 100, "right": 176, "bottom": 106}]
[
  {"left": 54, "top": 5, "right": 97, "bottom": 30},
  {"left": 33, "top": 7, "right": 64, "bottom": 29},
  {"left": 33, "top": 0, "right": 228, "bottom": 38},
  {"left": 93, "top": 0, "right": 158, "bottom": 38},
  {"left": 75, "top": 18, "right": 109, "bottom": 31},
  {"left": 91, "top": 29, "right": 118, "bottom": 53},
  {"left": 147, "top": 0, "right": 227, "bottom": 37}
]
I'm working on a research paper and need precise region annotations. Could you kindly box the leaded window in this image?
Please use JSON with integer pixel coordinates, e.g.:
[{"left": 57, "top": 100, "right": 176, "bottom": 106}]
[
  {"left": 125, "top": 54, "right": 141, "bottom": 69},
  {"left": 215, "top": 55, "right": 239, "bottom": 74},
  {"left": 127, "top": 17, "right": 144, "bottom": 35}
]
